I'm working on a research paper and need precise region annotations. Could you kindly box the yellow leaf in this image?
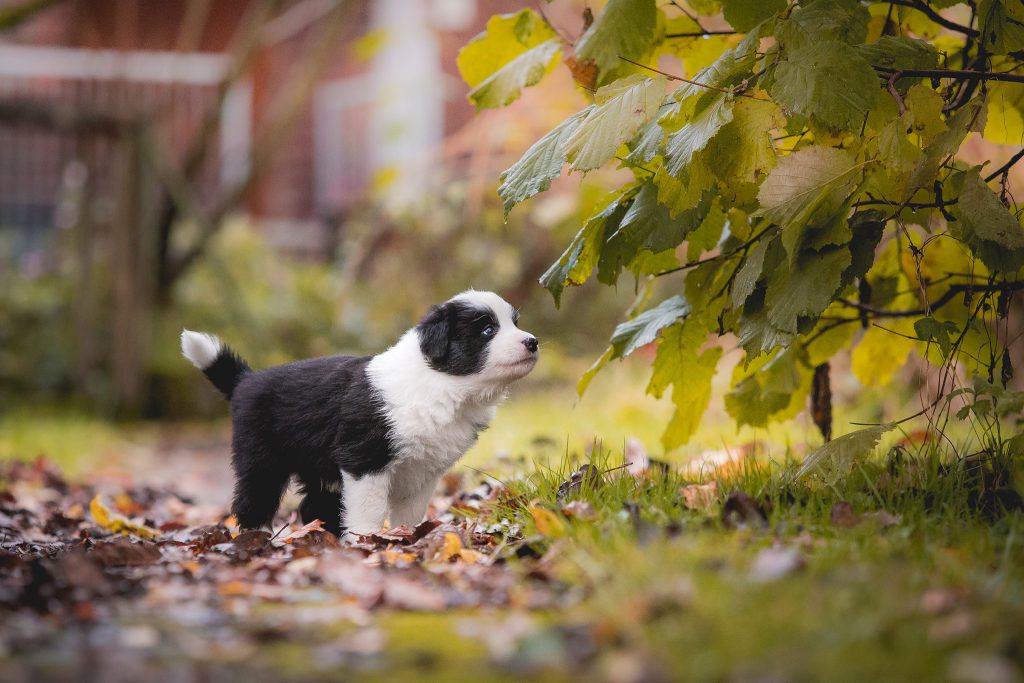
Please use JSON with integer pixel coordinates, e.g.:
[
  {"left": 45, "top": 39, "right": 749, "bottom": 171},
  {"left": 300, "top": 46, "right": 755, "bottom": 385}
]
[
  {"left": 89, "top": 494, "right": 159, "bottom": 539},
  {"left": 458, "top": 548, "right": 483, "bottom": 563},
  {"left": 382, "top": 549, "right": 418, "bottom": 565},
  {"left": 439, "top": 532, "right": 463, "bottom": 561},
  {"left": 983, "top": 85, "right": 1024, "bottom": 145},
  {"left": 528, "top": 505, "right": 566, "bottom": 538},
  {"left": 457, "top": 9, "right": 557, "bottom": 88},
  {"left": 851, "top": 323, "right": 915, "bottom": 387}
]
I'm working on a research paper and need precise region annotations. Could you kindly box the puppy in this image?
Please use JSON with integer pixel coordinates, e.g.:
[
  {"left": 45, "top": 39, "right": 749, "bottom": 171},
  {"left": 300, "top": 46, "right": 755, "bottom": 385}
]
[{"left": 180, "top": 290, "right": 538, "bottom": 538}]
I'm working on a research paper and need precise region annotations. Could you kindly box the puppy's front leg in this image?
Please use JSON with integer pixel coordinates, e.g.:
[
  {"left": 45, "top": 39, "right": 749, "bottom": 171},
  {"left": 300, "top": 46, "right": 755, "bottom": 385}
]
[
  {"left": 389, "top": 475, "right": 439, "bottom": 529},
  {"left": 341, "top": 470, "right": 390, "bottom": 538}
]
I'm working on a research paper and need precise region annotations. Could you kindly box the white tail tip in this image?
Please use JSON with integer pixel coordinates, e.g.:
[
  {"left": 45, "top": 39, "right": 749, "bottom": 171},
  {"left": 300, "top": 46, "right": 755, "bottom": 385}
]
[{"left": 181, "top": 329, "right": 221, "bottom": 370}]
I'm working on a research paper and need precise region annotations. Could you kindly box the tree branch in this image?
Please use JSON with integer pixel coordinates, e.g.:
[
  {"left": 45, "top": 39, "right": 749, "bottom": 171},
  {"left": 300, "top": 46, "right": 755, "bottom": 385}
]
[
  {"left": 873, "top": 65, "right": 1024, "bottom": 85},
  {"left": 836, "top": 281, "right": 1024, "bottom": 318},
  {"left": 665, "top": 30, "right": 737, "bottom": 38},
  {"left": 887, "top": 0, "right": 979, "bottom": 37}
]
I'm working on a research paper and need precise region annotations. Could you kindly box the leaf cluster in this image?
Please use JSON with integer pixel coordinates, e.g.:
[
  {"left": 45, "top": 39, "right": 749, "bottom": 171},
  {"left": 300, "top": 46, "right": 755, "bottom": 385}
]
[{"left": 460, "top": 1, "right": 1024, "bottom": 455}]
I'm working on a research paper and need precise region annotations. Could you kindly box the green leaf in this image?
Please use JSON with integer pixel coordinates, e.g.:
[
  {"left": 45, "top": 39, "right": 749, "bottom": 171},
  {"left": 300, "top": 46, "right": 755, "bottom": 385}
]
[
  {"left": 738, "top": 299, "right": 797, "bottom": 356},
  {"left": 648, "top": 318, "right": 721, "bottom": 449},
  {"left": 914, "top": 317, "right": 959, "bottom": 358},
  {"left": 705, "top": 98, "right": 784, "bottom": 187},
  {"left": 664, "top": 93, "right": 735, "bottom": 176},
  {"left": 655, "top": 160, "right": 715, "bottom": 218},
  {"left": 499, "top": 108, "right": 592, "bottom": 215},
  {"left": 540, "top": 192, "right": 630, "bottom": 306},
  {"left": 765, "top": 246, "right": 852, "bottom": 334},
  {"left": 610, "top": 295, "right": 691, "bottom": 359},
  {"left": 563, "top": 75, "right": 667, "bottom": 172},
  {"left": 909, "top": 98, "right": 985, "bottom": 191},
  {"left": 663, "top": 346, "right": 722, "bottom": 449},
  {"left": 856, "top": 36, "right": 938, "bottom": 91},
  {"left": 843, "top": 210, "right": 887, "bottom": 287},
  {"left": 731, "top": 237, "right": 771, "bottom": 308},
  {"left": 777, "top": 0, "right": 869, "bottom": 49},
  {"left": 770, "top": 39, "right": 879, "bottom": 130},
  {"left": 756, "top": 146, "right": 863, "bottom": 260},
  {"left": 458, "top": 10, "right": 558, "bottom": 99},
  {"left": 726, "top": 348, "right": 810, "bottom": 427},
  {"left": 575, "top": 0, "right": 658, "bottom": 85},
  {"left": 600, "top": 183, "right": 711, "bottom": 283},
  {"left": 795, "top": 424, "right": 894, "bottom": 484},
  {"left": 465, "top": 38, "right": 561, "bottom": 109},
  {"left": 687, "top": 198, "right": 726, "bottom": 260},
  {"left": 722, "top": 0, "right": 786, "bottom": 32},
  {"left": 577, "top": 347, "right": 613, "bottom": 396},
  {"left": 952, "top": 169, "right": 1024, "bottom": 272},
  {"left": 978, "top": 0, "right": 1024, "bottom": 55}
]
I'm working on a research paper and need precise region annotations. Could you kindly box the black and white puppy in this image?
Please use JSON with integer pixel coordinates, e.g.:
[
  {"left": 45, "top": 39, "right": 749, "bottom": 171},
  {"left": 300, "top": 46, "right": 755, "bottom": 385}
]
[{"left": 180, "top": 290, "right": 537, "bottom": 538}]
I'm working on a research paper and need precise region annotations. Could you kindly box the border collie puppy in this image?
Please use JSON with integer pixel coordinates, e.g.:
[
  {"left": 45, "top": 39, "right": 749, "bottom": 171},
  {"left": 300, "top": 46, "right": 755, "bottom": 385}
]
[{"left": 180, "top": 290, "right": 538, "bottom": 538}]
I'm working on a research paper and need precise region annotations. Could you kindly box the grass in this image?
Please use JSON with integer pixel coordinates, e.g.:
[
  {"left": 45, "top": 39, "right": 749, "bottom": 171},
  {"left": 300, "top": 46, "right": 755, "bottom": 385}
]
[
  {"left": 462, "top": 445, "right": 1024, "bottom": 681},
  {"left": 3, "top": 363, "right": 1022, "bottom": 680}
]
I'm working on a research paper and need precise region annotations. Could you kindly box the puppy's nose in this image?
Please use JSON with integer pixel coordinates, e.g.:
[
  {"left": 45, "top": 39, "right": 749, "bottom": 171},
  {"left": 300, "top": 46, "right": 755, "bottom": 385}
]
[{"left": 523, "top": 336, "right": 538, "bottom": 353}]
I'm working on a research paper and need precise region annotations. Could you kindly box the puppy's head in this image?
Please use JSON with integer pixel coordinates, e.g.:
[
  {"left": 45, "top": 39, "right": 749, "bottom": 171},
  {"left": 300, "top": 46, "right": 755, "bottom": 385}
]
[{"left": 417, "top": 291, "right": 538, "bottom": 382}]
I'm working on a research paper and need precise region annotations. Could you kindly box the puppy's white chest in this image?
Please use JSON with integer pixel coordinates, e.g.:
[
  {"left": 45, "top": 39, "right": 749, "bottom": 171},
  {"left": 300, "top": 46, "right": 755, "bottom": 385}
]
[{"left": 391, "top": 405, "right": 491, "bottom": 471}]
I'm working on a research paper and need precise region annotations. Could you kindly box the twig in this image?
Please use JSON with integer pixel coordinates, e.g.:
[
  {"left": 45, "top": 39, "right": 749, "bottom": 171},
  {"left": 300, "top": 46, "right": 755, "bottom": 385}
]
[
  {"left": 836, "top": 281, "right": 1024, "bottom": 319},
  {"left": 873, "top": 64, "right": 1024, "bottom": 85},
  {"left": 618, "top": 56, "right": 769, "bottom": 101},
  {"left": 985, "top": 148, "right": 1024, "bottom": 182},
  {"left": 666, "top": 30, "right": 737, "bottom": 38},
  {"left": 887, "top": 0, "right": 979, "bottom": 37},
  {"left": 653, "top": 224, "right": 775, "bottom": 277}
]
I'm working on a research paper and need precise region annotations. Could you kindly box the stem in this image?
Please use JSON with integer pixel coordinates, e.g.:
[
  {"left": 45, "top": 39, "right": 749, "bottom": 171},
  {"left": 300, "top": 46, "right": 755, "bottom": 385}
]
[
  {"left": 873, "top": 65, "right": 1024, "bottom": 85},
  {"left": 617, "top": 56, "right": 769, "bottom": 101},
  {"left": 665, "top": 30, "right": 737, "bottom": 38}
]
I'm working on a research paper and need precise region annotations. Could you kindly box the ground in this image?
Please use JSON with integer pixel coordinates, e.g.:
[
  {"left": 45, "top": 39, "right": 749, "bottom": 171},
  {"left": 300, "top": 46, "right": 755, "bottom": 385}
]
[{"left": 1, "top": 368, "right": 1023, "bottom": 683}]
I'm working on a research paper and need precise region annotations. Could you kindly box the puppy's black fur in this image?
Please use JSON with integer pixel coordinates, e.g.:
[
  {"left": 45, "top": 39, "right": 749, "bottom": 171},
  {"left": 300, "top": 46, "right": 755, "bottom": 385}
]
[
  {"left": 193, "top": 298, "right": 503, "bottom": 536},
  {"left": 419, "top": 300, "right": 501, "bottom": 375}
]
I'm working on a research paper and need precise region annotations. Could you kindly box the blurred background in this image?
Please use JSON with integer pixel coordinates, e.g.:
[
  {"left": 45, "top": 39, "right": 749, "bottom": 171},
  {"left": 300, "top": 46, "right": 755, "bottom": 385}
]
[
  {"left": 0, "top": 0, "right": 628, "bottom": 409},
  {"left": 0, "top": 0, "right": 696, "bottom": 479},
  {"left": 4, "top": 0, "right": 1013, "bottom": 475}
]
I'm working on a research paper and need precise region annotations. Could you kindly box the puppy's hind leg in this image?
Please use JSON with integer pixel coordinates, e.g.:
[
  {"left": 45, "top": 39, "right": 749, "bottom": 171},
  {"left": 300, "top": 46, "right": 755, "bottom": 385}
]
[
  {"left": 231, "top": 444, "right": 291, "bottom": 530},
  {"left": 298, "top": 481, "right": 343, "bottom": 536}
]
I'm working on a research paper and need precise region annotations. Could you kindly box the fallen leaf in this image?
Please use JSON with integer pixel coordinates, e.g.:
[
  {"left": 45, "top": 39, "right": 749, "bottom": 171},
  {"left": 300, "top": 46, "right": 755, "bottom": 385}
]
[
  {"left": 529, "top": 506, "right": 567, "bottom": 538},
  {"left": 556, "top": 464, "right": 603, "bottom": 502},
  {"left": 830, "top": 501, "right": 858, "bottom": 528},
  {"left": 721, "top": 491, "right": 769, "bottom": 529},
  {"left": 276, "top": 518, "right": 326, "bottom": 544},
  {"left": 439, "top": 532, "right": 464, "bottom": 561},
  {"left": 91, "top": 537, "right": 162, "bottom": 566},
  {"left": 89, "top": 495, "right": 159, "bottom": 540},
  {"left": 681, "top": 481, "right": 719, "bottom": 511}
]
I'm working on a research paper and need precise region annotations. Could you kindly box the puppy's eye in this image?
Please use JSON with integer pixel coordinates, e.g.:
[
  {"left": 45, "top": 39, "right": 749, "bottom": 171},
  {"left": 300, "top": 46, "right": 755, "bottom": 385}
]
[{"left": 482, "top": 325, "right": 497, "bottom": 338}]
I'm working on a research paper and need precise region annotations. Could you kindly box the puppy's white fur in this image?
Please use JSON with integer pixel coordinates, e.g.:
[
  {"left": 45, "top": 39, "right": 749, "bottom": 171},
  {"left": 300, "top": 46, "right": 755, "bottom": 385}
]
[
  {"left": 348, "top": 290, "right": 535, "bottom": 534},
  {"left": 181, "top": 330, "right": 222, "bottom": 370}
]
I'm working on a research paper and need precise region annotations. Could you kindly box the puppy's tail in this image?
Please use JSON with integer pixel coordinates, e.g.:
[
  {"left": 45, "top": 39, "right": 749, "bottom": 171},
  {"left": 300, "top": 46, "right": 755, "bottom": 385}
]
[{"left": 180, "top": 329, "right": 251, "bottom": 400}]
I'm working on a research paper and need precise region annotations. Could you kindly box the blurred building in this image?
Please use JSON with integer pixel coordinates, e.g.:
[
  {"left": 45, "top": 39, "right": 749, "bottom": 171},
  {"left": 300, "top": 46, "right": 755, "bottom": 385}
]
[{"left": 0, "top": 0, "right": 522, "bottom": 261}]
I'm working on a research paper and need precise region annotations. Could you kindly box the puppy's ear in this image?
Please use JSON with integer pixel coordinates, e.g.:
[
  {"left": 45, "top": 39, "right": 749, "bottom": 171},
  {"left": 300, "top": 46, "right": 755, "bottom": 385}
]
[{"left": 417, "top": 303, "right": 450, "bottom": 362}]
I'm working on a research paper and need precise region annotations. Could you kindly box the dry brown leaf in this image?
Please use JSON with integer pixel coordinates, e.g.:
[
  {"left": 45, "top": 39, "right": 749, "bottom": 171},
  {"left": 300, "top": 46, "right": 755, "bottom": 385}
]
[{"left": 681, "top": 480, "right": 719, "bottom": 511}]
